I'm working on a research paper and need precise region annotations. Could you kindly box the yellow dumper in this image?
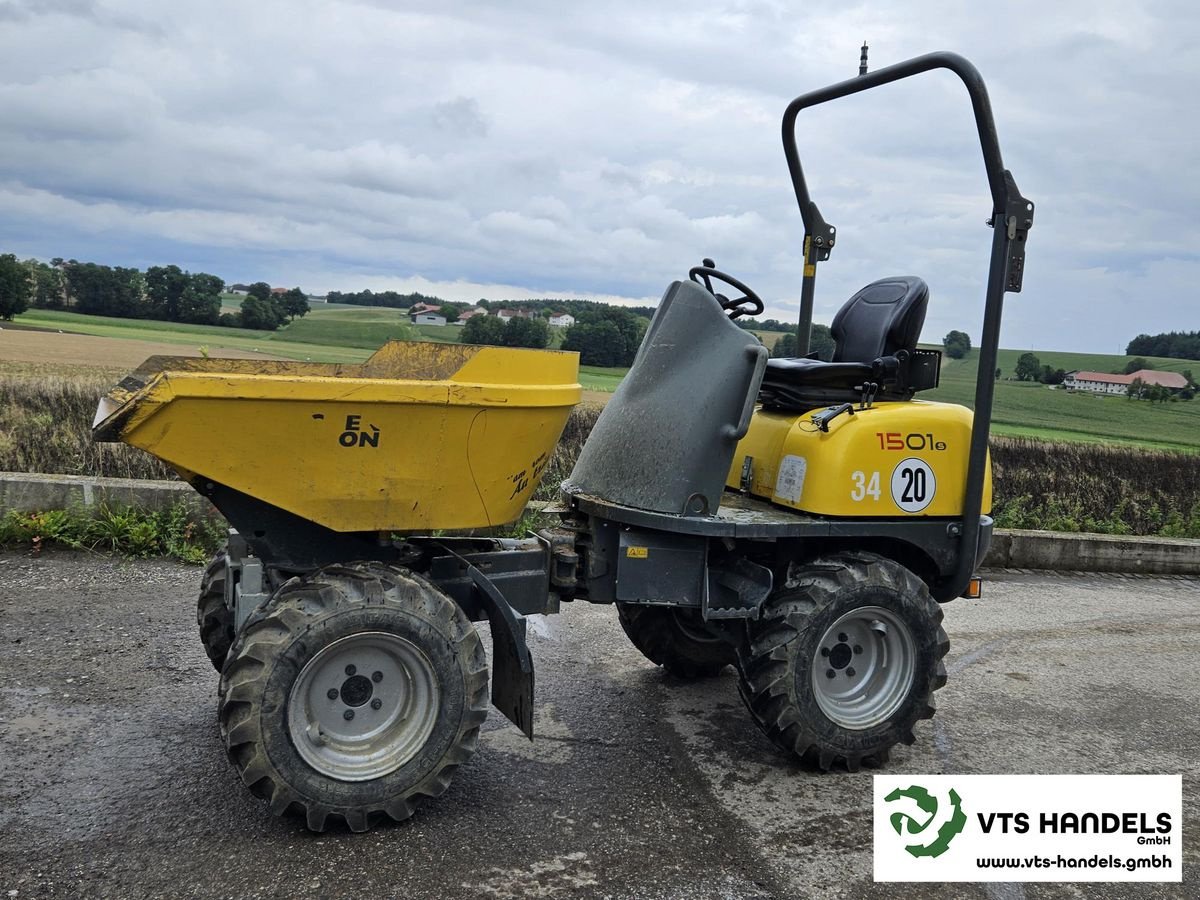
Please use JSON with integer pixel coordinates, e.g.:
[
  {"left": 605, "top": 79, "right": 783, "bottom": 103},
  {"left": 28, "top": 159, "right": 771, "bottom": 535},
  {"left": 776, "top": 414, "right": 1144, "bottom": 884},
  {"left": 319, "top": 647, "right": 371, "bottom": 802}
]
[
  {"left": 94, "top": 341, "right": 581, "bottom": 532},
  {"left": 93, "top": 51, "right": 1028, "bottom": 835}
]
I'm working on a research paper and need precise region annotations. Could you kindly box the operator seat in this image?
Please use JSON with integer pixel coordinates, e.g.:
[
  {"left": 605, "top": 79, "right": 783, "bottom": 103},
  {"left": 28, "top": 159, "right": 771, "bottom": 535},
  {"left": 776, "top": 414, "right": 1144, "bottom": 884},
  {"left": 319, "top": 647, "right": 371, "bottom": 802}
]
[{"left": 757, "top": 275, "right": 931, "bottom": 411}]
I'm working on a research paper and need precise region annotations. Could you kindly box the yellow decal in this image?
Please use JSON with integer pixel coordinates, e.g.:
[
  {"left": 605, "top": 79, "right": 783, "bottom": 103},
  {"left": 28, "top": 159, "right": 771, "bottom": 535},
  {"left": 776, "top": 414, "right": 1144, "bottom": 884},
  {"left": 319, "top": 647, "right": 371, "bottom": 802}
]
[
  {"left": 626, "top": 546, "right": 649, "bottom": 559},
  {"left": 803, "top": 265, "right": 816, "bottom": 277}
]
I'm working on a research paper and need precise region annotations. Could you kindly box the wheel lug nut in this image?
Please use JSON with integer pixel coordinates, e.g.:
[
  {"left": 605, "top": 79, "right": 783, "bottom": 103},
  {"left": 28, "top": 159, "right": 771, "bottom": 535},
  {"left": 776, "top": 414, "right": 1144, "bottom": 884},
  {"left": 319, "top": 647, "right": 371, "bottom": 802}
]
[
  {"left": 820, "top": 647, "right": 830, "bottom": 657},
  {"left": 371, "top": 699, "right": 383, "bottom": 710},
  {"left": 343, "top": 709, "right": 355, "bottom": 721},
  {"left": 847, "top": 667, "right": 856, "bottom": 677},
  {"left": 372, "top": 671, "right": 383, "bottom": 683},
  {"left": 345, "top": 664, "right": 356, "bottom": 676},
  {"left": 853, "top": 645, "right": 863, "bottom": 654},
  {"left": 838, "top": 633, "right": 848, "bottom": 643},
  {"left": 326, "top": 688, "right": 339, "bottom": 700},
  {"left": 826, "top": 669, "right": 835, "bottom": 679}
]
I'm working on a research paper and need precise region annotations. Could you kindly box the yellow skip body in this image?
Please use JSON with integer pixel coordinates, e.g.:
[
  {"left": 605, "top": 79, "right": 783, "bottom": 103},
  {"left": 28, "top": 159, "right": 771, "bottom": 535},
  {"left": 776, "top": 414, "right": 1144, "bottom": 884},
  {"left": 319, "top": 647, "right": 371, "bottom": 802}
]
[
  {"left": 94, "top": 342, "right": 580, "bottom": 533},
  {"left": 727, "top": 401, "right": 992, "bottom": 517}
]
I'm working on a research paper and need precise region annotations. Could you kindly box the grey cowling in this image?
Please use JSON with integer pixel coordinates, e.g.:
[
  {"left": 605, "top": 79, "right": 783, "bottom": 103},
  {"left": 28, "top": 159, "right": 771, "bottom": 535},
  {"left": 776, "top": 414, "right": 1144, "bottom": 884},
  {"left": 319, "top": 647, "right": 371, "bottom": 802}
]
[{"left": 564, "top": 280, "right": 769, "bottom": 517}]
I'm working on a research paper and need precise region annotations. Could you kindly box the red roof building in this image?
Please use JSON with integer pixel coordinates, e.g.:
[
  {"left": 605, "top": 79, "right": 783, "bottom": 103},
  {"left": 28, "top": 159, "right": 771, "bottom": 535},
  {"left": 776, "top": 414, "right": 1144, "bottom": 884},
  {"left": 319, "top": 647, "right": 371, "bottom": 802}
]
[{"left": 1063, "top": 369, "right": 1186, "bottom": 395}]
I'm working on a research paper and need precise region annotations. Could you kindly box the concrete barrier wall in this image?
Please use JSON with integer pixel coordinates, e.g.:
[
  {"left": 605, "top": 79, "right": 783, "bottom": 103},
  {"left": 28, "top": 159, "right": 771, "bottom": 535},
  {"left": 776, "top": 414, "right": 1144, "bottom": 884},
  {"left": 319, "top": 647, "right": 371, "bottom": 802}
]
[
  {"left": 3, "top": 473, "right": 1198, "bottom": 575},
  {"left": 982, "top": 528, "right": 1199, "bottom": 575},
  {"left": 0, "top": 472, "right": 217, "bottom": 518}
]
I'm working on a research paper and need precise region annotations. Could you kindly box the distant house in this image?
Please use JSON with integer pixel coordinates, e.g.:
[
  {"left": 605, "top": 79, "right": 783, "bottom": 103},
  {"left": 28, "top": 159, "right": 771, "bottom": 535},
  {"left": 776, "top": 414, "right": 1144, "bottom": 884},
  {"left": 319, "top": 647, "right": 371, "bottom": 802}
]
[
  {"left": 228, "top": 284, "right": 249, "bottom": 296},
  {"left": 270, "top": 286, "right": 288, "bottom": 296},
  {"left": 410, "top": 303, "right": 441, "bottom": 316},
  {"left": 548, "top": 312, "right": 575, "bottom": 328},
  {"left": 411, "top": 311, "right": 447, "bottom": 327},
  {"left": 1062, "top": 369, "right": 1186, "bottom": 396},
  {"left": 495, "top": 308, "right": 534, "bottom": 322},
  {"left": 455, "top": 307, "right": 485, "bottom": 325}
]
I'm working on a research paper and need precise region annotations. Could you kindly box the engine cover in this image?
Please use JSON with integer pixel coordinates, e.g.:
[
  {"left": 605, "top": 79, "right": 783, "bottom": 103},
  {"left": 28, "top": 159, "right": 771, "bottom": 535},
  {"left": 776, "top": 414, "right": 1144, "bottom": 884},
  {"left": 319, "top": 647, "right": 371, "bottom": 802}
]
[{"left": 726, "top": 401, "right": 991, "bottom": 518}]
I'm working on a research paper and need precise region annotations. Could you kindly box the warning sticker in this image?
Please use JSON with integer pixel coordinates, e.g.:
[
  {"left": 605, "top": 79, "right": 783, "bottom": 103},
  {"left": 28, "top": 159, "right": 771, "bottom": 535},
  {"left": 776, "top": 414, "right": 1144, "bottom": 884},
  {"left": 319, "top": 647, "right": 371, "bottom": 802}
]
[
  {"left": 625, "top": 546, "right": 648, "bottom": 559},
  {"left": 775, "top": 455, "right": 807, "bottom": 504}
]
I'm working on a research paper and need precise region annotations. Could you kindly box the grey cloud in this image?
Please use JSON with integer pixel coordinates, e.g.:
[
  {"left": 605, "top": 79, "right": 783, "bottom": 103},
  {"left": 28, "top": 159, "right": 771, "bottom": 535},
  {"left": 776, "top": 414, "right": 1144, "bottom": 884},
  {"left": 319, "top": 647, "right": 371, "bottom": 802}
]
[
  {"left": 431, "top": 97, "right": 489, "bottom": 138},
  {"left": 0, "top": 0, "right": 1196, "bottom": 350}
]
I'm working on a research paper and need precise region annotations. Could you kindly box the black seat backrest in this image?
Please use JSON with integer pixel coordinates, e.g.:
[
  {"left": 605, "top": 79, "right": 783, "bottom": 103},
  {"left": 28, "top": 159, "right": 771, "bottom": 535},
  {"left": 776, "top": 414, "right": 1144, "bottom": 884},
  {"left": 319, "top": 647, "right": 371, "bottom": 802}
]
[{"left": 832, "top": 276, "right": 929, "bottom": 363}]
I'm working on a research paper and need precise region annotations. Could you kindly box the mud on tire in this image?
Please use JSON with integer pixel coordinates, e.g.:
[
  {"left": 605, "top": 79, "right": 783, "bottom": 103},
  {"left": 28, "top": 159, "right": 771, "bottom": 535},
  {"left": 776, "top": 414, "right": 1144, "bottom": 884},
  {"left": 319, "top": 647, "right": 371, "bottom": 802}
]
[
  {"left": 736, "top": 551, "right": 948, "bottom": 771},
  {"left": 617, "top": 603, "right": 736, "bottom": 679},
  {"left": 218, "top": 562, "right": 488, "bottom": 832}
]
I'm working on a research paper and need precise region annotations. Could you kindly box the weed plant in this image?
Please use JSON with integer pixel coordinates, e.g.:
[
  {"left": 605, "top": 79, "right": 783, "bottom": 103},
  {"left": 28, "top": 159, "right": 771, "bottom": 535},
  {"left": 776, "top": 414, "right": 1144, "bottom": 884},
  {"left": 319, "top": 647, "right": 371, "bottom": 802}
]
[
  {"left": 0, "top": 501, "right": 225, "bottom": 563},
  {"left": 990, "top": 438, "right": 1200, "bottom": 537}
]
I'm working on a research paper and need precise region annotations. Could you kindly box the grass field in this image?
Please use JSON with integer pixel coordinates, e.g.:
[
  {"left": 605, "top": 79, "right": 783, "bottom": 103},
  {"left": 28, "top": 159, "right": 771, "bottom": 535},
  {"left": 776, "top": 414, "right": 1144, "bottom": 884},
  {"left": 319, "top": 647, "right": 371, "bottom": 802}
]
[
  {"left": 12, "top": 308, "right": 393, "bottom": 363},
  {"left": 924, "top": 347, "right": 1200, "bottom": 451},
  {"left": 579, "top": 365, "right": 628, "bottom": 392},
  {"left": 747, "top": 329, "right": 786, "bottom": 350},
  {"left": 10, "top": 306, "right": 1199, "bottom": 451}
]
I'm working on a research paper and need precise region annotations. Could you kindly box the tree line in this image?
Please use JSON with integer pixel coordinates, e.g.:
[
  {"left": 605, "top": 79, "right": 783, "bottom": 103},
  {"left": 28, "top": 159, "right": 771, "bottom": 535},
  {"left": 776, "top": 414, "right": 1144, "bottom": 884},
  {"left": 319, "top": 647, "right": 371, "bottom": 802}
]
[
  {"left": 325, "top": 289, "right": 440, "bottom": 309},
  {"left": 461, "top": 315, "right": 551, "bottom": 350},
  {"left": 768, "top": 325, "right": 835, "bottom": 360},
  {"left": 236, "top": 282, "right": 310, "bottom": 330},
  {"left": 0, "top": 255, "right": 309, "bottom": 331},
  {"left": 1013, "top": 352, "right": 1067, "bottom": 385},
  {"left": 1126, "top": 331, "right": 1200, "bottom": 361},
  {"left": 460, "top": 305, "right": 649, "bottom": 363}
]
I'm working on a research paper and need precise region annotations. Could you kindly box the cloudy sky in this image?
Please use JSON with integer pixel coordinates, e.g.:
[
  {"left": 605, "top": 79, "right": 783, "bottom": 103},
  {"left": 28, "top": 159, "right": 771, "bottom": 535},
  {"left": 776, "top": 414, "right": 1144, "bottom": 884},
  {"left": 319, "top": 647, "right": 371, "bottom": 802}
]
[{"left": 1, "top": 0, "right": 1196, "bottom": 352}]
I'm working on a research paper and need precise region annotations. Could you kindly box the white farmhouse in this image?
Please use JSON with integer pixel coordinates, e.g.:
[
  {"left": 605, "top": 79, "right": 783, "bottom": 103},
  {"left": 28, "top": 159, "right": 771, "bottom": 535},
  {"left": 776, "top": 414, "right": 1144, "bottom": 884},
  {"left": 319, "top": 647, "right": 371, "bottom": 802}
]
[
  {"left": 411, "top": 311, "right": 447, "bottom": 327},
  {"left": 548, "top": 312, "right": 575, "bottom": 327},
  {"left": 495, "top": 308, "right": 534, "bottom": 322},
  {"left": 1062, "top": 369, "right": 1186, "bottom": 395}
]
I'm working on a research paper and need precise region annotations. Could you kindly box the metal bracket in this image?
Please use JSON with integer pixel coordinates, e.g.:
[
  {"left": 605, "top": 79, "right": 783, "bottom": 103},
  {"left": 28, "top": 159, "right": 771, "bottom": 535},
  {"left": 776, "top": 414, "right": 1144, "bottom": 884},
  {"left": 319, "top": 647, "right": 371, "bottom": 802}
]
[
  {"left": 805, "top": 202, "right": 837, "bottom": 261},
  {"left": 990, "top": 169, "right": 1034, "bottom": 293},
  {"left": 233, "top": 556, "right": 270, "bottom": 630},
  {"left": 739, "top": 455, "right": 754, "bottom": 492}
]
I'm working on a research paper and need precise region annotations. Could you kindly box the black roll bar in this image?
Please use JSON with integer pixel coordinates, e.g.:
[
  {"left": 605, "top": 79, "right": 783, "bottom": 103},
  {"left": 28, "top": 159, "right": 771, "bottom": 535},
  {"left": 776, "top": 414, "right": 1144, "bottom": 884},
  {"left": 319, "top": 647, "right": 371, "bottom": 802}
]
[{"left": 782, "top": 51, "right": 1034, "bottom": 598}]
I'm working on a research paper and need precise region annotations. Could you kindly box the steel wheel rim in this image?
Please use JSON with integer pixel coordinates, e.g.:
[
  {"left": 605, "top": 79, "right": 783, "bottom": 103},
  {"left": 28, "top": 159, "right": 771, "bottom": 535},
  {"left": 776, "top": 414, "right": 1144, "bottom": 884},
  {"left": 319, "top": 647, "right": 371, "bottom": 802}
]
[
  {"left": 287, "top": 631, "right": 440, "bottom": 781},
  {"left": 811, "top": 606, "right": 916, "bottom": 730}
]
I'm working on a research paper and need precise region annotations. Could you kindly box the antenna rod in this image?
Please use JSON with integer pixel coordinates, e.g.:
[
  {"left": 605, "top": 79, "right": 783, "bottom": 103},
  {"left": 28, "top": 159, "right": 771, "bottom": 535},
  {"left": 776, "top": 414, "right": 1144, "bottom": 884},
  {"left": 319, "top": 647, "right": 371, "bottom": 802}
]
[{"left": 859, "top": 42, "right": 869, "bottom": 76}]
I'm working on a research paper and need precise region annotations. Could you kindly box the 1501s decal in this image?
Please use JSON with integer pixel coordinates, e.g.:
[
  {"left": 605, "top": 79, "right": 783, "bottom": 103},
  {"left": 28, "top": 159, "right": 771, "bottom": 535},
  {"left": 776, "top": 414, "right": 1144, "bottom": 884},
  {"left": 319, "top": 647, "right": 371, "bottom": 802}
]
[{"left": 876, "top": 432, "right": 947, "bottom": 451}]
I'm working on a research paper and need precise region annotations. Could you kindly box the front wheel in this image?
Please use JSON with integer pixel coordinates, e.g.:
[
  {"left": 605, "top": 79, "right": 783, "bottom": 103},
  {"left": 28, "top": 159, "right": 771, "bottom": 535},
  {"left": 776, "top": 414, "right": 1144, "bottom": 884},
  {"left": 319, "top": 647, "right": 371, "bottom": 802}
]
[
  {"left": 196, "top": 548, "right": 233, "bottom": 672},
  {"left": 218, "top": 562, "right": 488, "bottom": 832},
  {"left": 736, "top": 552, "right": 948, "bottom": 771}
]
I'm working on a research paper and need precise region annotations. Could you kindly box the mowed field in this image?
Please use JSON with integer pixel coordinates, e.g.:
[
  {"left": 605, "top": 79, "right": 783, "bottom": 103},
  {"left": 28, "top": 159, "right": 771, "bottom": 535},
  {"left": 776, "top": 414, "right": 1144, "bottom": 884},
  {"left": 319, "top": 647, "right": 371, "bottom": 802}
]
[
  {"left": 11, "top": 308, "right": 382, "bottom": 363},
  {"left": 7, "top": 306, "right": 1199, "bottom": 451},
  {"left": 0, "top": 328, "right": 289, "bottom": 374},
  {"left": 923, "top": 347, "right": 1200, "bottom": 451}
]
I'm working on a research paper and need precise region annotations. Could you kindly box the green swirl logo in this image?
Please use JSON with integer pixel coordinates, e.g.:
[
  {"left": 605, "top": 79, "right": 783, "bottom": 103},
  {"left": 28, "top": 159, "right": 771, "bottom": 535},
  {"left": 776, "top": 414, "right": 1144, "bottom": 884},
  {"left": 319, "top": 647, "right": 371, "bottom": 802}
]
[{"left": 884, "top": 785, "right": 967, "bottom": 858}]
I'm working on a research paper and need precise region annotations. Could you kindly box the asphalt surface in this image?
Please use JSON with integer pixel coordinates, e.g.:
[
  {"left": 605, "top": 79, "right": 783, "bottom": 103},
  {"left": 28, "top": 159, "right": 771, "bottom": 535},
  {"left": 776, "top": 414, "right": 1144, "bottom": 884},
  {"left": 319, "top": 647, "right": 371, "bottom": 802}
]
[{"left": 0, "top": 552, "right": 1196, "bottom": 899}]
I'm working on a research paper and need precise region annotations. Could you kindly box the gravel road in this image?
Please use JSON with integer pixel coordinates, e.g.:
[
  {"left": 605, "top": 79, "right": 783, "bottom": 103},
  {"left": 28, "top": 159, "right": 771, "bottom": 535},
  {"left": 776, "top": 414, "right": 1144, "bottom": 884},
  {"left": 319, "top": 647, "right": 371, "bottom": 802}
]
[{"left": 0, "top": 552, "right": 1195, "bottom": 899}]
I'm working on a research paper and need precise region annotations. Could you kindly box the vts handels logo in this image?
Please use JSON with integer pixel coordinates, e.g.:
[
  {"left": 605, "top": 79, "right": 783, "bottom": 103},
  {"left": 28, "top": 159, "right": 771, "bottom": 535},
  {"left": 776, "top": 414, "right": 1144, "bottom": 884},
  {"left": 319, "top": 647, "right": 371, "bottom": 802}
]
[{"left": 884, "top": 785, "right": 967, "bottom": 858}]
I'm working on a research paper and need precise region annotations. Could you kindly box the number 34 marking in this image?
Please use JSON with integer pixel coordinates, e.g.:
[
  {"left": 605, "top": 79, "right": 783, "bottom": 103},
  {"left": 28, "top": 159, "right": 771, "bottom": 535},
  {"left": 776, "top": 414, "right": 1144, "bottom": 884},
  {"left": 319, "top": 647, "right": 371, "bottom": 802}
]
[{"left": 850, "top": 470, "right": 881, "bottom": 501}]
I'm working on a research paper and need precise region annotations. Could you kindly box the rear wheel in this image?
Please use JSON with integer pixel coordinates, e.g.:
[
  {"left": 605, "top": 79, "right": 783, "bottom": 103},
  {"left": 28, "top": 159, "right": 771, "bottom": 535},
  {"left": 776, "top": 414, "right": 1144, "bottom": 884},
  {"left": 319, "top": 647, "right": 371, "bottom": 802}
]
[
  {"left": 196, "top": 548, "right": 234, "bottom": 672},
  {"left": 218, "top": 562, "right": 488, "bottom": 832},
  {"left": 617, "top": 603, "right": 735, "bottom": 678},
  {"left": 736, "top": 552, "right": 947, "bottom": 771}
]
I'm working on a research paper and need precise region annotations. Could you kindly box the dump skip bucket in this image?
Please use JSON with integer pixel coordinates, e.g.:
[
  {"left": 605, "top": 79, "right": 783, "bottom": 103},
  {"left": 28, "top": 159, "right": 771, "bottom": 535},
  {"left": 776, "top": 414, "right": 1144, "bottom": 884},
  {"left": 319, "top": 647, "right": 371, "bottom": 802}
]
[{"left": 93, "top": 341, "right": 580, "bottom": 532}]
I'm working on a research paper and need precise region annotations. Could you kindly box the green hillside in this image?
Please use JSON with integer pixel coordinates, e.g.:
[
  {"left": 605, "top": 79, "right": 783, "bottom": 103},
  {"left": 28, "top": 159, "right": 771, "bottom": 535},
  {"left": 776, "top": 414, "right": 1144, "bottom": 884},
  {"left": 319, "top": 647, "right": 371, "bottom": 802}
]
[{"left": 925, "top": 347, "right": 1200, "bottom": 451}]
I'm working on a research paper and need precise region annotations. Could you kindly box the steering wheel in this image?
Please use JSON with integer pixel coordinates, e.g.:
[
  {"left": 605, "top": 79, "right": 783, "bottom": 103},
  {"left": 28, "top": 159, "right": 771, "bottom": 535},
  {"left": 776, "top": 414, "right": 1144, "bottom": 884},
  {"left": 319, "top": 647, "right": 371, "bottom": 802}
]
[{"left": 688, "top": 258, "right": 765, "bottom": 320}]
